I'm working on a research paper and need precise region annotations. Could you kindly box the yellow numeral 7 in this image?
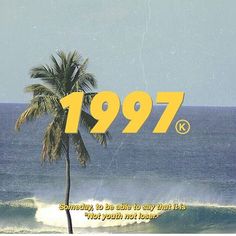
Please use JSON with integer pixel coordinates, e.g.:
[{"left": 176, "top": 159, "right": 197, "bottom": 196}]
[{"left": 153, "top": 92, "right": 184, "bottom": 133}]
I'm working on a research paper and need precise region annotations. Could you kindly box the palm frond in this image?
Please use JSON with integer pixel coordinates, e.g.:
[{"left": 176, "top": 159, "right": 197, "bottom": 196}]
[
  {"left": 15, "top": 95, "right": 61, "bottom": 131},
  {"left": 57, "top": 51, "right": 68, "bottom": 70},
  {"left": 71, "top": 132, "right": 90, "bottom": 167},
  {"left": 72, "top": 58, "right": 88, "bottom": 84},
  {"left": 30, "top": 64, "right": 64, "bottom": 96},
  {"left": 80, "top": 110, "right": 111, "bottom": 147},
  {"left": 70, "top": 57, "right": 97, "bottom": 92},
  {"left": 41, "top": 116, "right": 66, "bottom": 162},
  {"left": 50, "top": 55, "right": 62, "bottom": 76},
  {"left": 72, "top": 73, "right": 97, "bottom": 92},
  {"left": 83, "top": 92, "right": 97, "bottom": 108},
  {"left": 25, "top": 84, "right": 57, "bottom": 97}
]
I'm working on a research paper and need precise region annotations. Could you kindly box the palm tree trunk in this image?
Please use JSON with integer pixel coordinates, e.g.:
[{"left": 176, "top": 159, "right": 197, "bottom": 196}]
[{"left": 65, "top": 137, "right": 73, "bottom": 234}]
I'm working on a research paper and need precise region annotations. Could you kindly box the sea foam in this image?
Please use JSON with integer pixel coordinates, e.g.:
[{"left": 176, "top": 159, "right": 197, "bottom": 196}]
[{"left": 35, "top": 199, "right": 163, "bottom": 228}]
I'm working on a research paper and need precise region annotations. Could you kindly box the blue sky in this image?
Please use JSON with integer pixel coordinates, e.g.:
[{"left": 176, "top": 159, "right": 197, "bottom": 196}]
[{"left": 1, "top": 0, "right": 236, "bottom": 106}]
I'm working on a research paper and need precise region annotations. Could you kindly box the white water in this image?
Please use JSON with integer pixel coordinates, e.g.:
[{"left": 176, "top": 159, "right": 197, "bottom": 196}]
[{"left": 35, "top": 199, "right": 163, "bottom": 228}]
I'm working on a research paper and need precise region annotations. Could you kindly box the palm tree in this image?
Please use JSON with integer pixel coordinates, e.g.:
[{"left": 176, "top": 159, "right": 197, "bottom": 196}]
[{"left": 15, "top": 51, "right": 110, "bottom": 234}]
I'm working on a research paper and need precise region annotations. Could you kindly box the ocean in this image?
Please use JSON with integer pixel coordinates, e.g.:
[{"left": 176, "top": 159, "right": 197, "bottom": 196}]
[{"left": 0, "top": 103, "right": 236, "bottom": 233}]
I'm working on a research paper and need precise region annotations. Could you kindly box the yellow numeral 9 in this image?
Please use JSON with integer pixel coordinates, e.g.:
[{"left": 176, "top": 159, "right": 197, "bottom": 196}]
[
  {"left": 122, "top": 91, "right": 152, "bottom": 133},
  {"left": 90, "top": 91, "right": 120, "bottom": 133}
]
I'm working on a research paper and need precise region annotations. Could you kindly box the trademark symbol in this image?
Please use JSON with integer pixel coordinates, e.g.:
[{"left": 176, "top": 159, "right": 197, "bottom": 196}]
[{"left": 175, "top": 119, "right": 190, "bottom": 135}]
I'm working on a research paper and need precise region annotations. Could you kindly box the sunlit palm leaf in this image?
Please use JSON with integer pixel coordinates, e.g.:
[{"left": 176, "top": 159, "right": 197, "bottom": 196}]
[
  {"left": 71, "top": 132, "right": 90, "bottom": 167},
  {"left": 15, "top": 96, "right": 60, "bottom": 130},
  {"left": 80, "top": 110, "right": 111, "bottom": 147},
  {"left": 41, "top": 116, "right": 66, "bottom": 162},
  {"left": 25, "top": 84, "right": 57, "bottom": 97}
]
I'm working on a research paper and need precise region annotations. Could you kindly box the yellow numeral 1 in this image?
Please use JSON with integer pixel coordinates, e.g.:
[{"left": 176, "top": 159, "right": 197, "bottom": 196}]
[
  {"left": 60, "top": 92, "right": 84, "bottom": 133},
  {"left": 90, "top": 91, "right": 120, "bottom": 133},
  {"left": 153, "top": 92, "right": 184, "bottom": 133},
  {"left": 122, "top": 91, "right": 152, "bottom": 133}
]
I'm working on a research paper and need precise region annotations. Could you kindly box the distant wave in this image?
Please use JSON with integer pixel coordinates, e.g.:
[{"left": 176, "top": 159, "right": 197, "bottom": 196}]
[
  {"left": 152, "top": 204, "right": 236, "bottom": 233},
  {"left": 1, "top": 198, "right": 236, "bottom": 233},
  {"left": 0, "top": 227, "right": 65, "bottom": 234},
  {"left": 0, "top": 198, "right": 37, "bottom": 208}
]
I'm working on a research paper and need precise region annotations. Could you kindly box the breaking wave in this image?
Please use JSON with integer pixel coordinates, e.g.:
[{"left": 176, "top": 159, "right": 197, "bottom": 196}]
[{"left": 1, "top": 198, "right": 236, "bottom": 233}]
